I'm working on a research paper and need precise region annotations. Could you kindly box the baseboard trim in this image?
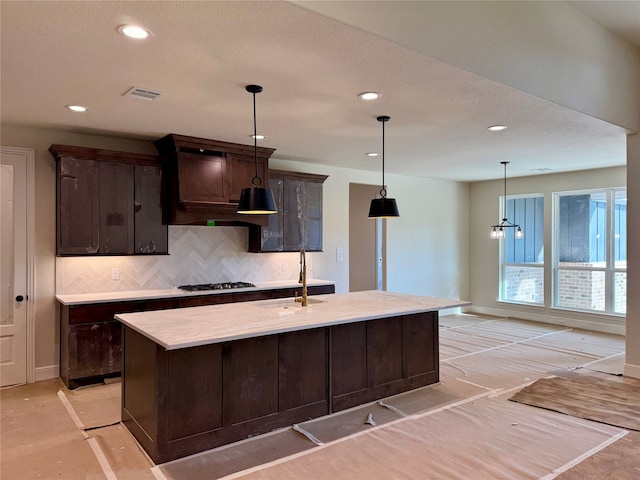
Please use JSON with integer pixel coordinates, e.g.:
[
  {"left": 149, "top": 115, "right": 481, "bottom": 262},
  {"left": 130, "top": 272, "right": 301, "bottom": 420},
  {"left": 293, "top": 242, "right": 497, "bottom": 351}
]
[
  {"left": 35, "top": 365, "right": 59, "bottom": 382},
  {"left": 463, "top": 306, "right": 625, "bottom": 336},
  {"left": 624, "top": 363, "right": 640, "bottom": 379}
]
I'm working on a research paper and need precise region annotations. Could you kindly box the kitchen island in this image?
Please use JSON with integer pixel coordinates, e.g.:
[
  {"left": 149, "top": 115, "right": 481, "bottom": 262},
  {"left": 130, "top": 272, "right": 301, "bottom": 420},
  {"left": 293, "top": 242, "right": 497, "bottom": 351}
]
[{"left": 116, "top": 290, "right": 469, "bottom": 463}]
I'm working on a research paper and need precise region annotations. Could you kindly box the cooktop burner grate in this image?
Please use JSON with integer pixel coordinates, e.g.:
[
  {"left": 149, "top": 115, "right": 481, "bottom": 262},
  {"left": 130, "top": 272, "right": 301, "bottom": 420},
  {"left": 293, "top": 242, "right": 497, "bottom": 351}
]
[{"left": 177, "top": 282, "right": 255, "bottom": 292}]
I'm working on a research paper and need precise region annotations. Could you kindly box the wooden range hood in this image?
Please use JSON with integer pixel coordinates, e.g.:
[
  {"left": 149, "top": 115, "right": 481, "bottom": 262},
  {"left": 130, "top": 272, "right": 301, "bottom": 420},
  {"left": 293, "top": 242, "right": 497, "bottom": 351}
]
[{"left": 155, "top": 134, "right": 276, "bottom": 227}]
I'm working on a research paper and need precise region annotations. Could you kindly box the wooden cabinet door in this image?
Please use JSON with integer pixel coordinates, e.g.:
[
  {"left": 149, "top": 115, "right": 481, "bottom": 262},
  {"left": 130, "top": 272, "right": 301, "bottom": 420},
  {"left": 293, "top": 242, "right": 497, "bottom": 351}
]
[
  {"left": 99, "top": 162, "right": 134, "bottom": 254},
  {"left": 259, "top": 178, "right": 284, "bottom": 251},
  {"left": 67, "top": 323, "right": 108, "bottom": 378},
  {"left": 177, "top": 152, "right": 227, "bottom": 203},
  {"left": 367, "top": 316, "right": 403, "bottom": 388},
  {"left": 403, "top": 313, "right": 438, "bottom": 379},
  {"left": 303, "top": 181, "right": 323, "bottom": 251},
  {"left": 165, "top": 343, "right": 223, "bottom": 441},
  {"left": 330, "top": 322, "right": 368, "bottom": 411},
  {"left": 222, "top": 336, "right": 279, "bottom": 425},
  {"left": 283, "top": 179, "right": 304, "bottom": 251},
  {"left": 278, "top": 328, "right": 327, "bottom": 412},
  {"left": 58, "top": 158, "right": 100, "bottom": 254},
  {"left": 134, "top": 165, "right": 167, "bottom": 254}
]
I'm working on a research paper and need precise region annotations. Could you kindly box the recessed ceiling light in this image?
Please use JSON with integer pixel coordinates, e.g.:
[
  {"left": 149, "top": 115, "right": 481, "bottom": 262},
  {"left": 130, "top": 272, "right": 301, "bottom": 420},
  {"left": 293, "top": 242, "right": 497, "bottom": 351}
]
[
  {"left": 358, "top": 92, "right": 380, "bottom": 101},
  {"left": 488, "top": 125, "right": 507, "bottom": 131},
  {"left": 250, "top": 134, "right": 265, "bottom": 140},
  {"left": 117, "top": 24, "right": 151, "bottom": 39},
  {"left": 366, "top": 152, "right": 379, "bottom": 157},
  {"left": 66, "top": 105, "right": 88, "bottom": 112}
]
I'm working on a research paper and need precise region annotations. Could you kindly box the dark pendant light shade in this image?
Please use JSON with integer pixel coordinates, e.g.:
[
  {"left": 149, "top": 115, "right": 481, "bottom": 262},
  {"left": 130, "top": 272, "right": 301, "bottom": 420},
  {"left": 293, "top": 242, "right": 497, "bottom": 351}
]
[
  {"left": 368, "top": 197, "right": 400, "bottom": 218},
  {"left": 238, "top": 186, "right": 277, "bottom": 214},
  {"left": 369, "top": 115, "right": 400, "bottom": 218},
  {"left": 237, "top": 84, "right": 277, "bottom": 215}
]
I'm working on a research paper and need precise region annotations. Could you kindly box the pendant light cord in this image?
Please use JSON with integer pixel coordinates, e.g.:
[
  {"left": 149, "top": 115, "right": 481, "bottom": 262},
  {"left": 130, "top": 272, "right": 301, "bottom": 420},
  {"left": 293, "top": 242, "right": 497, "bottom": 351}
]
[
  {"left": 252, "top": 89, "right": 260, "bottom": 186},
  {"left": 502, "top": 161, "right": 507, "bottom": 221},
  {"left": 377, "top": 115, "right": 390, "bottom": 198},
  {"left": 246, "top": 85, "right": 263, "bottom": 187}
]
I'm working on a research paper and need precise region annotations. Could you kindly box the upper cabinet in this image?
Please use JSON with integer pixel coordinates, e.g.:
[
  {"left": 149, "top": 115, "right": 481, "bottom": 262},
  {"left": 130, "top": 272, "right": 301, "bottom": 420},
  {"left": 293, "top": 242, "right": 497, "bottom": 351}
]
[
  {"left": 49, "top": 145, "right": 167, "bottom": 256},
  {"left": 154, "top": 134, "right": 276, "bottom": 226},
  {"left": 248, "top": 170, "right": 328, "bottom": 252},
  {"left": 134, "top": 165, "right": 168, "bottom": 254}
]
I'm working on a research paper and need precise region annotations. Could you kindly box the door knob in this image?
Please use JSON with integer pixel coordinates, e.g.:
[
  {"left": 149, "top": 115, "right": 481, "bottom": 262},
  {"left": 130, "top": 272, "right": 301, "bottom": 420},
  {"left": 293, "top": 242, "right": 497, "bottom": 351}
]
[{"left": 15, "top": 295, "right": 24, "bottom": 302}]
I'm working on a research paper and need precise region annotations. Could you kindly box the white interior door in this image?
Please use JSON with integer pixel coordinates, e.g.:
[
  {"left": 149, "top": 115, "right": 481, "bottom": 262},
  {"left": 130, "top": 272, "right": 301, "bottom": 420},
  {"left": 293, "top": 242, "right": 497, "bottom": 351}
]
[{"left": 0, "top": 148, "right": 29, "bottom": 386}]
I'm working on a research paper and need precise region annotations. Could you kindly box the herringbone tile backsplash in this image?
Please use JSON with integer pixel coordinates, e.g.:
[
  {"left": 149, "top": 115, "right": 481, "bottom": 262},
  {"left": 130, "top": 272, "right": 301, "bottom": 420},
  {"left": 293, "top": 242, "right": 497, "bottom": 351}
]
[{"left": 56, "top": 226, "right": 304, "bottom": 294}]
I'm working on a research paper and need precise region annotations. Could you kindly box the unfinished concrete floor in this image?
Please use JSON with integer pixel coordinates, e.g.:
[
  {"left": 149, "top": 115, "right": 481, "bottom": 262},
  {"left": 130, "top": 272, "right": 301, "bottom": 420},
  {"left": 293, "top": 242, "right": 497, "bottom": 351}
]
[{"left": 1, "top": 313, "right": 634, "bottom": 479}]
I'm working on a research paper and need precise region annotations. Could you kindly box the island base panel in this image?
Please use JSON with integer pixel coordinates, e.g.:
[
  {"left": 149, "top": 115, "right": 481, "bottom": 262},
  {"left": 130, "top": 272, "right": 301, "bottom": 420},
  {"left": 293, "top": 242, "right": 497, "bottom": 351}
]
[
  {"left": 122, "top": 326, "right": 329, "bottom": 463},
  {"left": 122, "top": 311, "right": 438, "bottom": 463}
]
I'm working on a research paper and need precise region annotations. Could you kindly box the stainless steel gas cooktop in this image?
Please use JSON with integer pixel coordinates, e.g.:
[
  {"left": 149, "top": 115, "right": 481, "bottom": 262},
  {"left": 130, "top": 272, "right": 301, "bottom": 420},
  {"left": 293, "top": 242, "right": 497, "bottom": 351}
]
[{"left": 177, "top": 282, "right": 255, "bottom": 292}]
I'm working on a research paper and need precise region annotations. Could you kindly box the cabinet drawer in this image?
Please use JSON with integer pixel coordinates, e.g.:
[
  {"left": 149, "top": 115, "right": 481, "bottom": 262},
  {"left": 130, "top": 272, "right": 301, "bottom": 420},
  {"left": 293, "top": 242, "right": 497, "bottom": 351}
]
[{"left": 68, "top": 302, "right": 145, "bottom": 325}]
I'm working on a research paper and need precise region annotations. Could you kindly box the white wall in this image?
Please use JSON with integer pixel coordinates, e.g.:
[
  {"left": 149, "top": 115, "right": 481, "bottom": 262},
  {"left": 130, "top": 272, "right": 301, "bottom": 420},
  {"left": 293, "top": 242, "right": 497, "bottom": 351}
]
[
  {"left": 469, "top": 166, "right": 626, "bottom": 334},
  {"left": 626, "top": 133, "right": 640, "bottom": 377},
  {"left": 1, "top": 124, "right": 470, "bottom": 375}
]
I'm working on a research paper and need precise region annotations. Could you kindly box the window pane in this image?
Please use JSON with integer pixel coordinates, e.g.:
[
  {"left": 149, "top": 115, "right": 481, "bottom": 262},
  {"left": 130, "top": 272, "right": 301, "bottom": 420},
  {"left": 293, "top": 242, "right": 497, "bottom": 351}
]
[
  {"left": 615, "top": 272, "right": 626, "bottom": 314},
  {"left": 500, "top": 195, "right": 544, "bottom": 306},
  {"left": 615, "top": 191, "right": 627, "bottom": 269},
  {"left": 503, "top": 265, "right": 544, "bottom": 304},
  {"left": 504, "top": 196, "right": 543, "bottom": 264},
  {"left": 557, "top": 269, "right": 605, "bottom": 311},
  {"left": 1, "top": 165, "right": 15, "bottom": 326},
  {"left": 558, "top": 193, "right": 606, "bottom": 266}
]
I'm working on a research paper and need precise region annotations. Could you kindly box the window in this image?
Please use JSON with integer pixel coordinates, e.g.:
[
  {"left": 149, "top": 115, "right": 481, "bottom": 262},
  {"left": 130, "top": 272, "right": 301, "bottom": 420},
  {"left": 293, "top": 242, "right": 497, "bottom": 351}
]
[
  {"left": 499, "top": 195, "right": 544, "bottom": 305},
  {"left": 553, "top": 189, "right": 626, "bottom": 314}
]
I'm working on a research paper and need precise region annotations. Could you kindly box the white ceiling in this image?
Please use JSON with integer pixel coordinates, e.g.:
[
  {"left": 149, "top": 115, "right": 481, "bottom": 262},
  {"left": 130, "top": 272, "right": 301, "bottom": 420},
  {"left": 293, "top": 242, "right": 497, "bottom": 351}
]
[{"left": 0, "top": 1, "right": 636, "bottom": 182}]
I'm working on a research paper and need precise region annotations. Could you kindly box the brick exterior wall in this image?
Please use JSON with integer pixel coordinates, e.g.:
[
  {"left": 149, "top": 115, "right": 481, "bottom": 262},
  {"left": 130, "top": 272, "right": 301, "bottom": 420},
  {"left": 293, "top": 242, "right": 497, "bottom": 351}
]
[{"left": 504, "top": 262, "right": 626, "bottom": 313}]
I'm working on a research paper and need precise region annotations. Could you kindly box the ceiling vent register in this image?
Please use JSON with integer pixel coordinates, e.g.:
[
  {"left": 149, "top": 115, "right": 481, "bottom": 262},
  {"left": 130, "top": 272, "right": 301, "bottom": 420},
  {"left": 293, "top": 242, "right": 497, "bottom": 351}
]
[{"left": 123, "top": 86, "right": 164, "bottom": 101}]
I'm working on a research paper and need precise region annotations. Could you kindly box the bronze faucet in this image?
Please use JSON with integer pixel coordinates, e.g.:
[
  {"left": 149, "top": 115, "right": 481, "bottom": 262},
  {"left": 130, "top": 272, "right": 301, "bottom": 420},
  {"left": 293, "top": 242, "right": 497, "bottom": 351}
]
[{"left": 295, "top": 248, "right": 307, "bottom": 306}]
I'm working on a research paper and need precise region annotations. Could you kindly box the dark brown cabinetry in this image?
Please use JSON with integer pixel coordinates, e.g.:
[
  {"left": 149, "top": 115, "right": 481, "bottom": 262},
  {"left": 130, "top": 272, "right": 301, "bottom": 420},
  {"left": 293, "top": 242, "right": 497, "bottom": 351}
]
[
  {"left": 56, "top": 157, "right": 101, "bottom": 254},
  {"left": 134, "top": 165, "right": 167, "bottom": 254},
  {"left": 154, "top": 134, "right": 276, "bottom": 226},
  {"left": 123, "top": 325, "right": 330, "bottom": 463},
  {"left": 50, "top": 145, "right": 167, "bottom": 256},
  {"left": 58, "top": 284, "right": 334, "bottom": 388},
  {"left": 330, "top": 313, "right": 438, "bottom": 412},
  {"left": 249, "top": 170, "right": 328, "bottom": 252},
  {"left": 121, "top": 311, "right": 437, "bottom": 463}
]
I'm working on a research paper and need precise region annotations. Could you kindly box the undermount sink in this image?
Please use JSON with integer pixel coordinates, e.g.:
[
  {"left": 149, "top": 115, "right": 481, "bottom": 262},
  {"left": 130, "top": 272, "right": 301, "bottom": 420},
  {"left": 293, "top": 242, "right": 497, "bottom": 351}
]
[{"left": 257, "top": 298, "right": 326, "bottom": 310}]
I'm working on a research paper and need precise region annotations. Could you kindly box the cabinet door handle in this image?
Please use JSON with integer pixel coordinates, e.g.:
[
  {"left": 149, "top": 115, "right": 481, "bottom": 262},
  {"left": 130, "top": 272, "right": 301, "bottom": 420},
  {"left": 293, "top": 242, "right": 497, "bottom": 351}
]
[{"left": 15, "top": 295, "right": 25, "bottom": 302}]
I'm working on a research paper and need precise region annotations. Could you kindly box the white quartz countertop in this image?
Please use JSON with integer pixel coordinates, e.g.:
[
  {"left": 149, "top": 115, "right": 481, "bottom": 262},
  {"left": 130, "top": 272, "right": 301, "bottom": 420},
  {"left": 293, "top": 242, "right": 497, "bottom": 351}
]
[
  {"left": 55, "top": 279, "right": 335, "bottom": 305},
  {"left": 115, "top": 290, "right": 470, "bottom": 350}
]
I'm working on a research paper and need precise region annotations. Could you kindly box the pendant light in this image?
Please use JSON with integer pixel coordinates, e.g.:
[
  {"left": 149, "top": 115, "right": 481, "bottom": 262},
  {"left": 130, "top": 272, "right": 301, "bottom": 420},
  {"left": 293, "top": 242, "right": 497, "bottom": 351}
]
[
  {"left": 368, "top": 116, "right": 400, "bottom": 218},
  {"left": 237, "top": 84, "right": 277, "bottom": 215},
  {"left": 490, "top": 161, "right": 523, "bottom": 239}
]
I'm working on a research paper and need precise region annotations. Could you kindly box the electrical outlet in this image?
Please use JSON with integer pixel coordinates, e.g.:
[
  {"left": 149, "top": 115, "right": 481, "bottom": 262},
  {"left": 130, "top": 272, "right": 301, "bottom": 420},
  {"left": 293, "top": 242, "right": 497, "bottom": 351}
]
[
  {"left": 111, "top": 268, "right": 120, "bottom": 281},
  {"left": 336, "top": 247, "right": 344, "bottom": 263},
  {"left": 281, "top": 261, "right": 288, "bottom": 272}
]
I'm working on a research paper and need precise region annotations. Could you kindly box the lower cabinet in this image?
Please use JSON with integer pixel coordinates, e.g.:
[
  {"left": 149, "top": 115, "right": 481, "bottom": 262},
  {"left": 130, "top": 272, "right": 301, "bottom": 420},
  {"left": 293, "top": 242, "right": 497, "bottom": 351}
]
[
  {"left": 59, "top": 284, "right": 335, "bottom": 388},
  {"left": 67, "top": 322, "right": 110, "bottom": 379},
  {"left": 121, "top": 311, "right": 438, "bottom": 464},
  {"left": 123, "top": 326, "right": 329, "bottom": 463},
  {"left": 330, "top": 313, "right": 439, "bottom": 412}
]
